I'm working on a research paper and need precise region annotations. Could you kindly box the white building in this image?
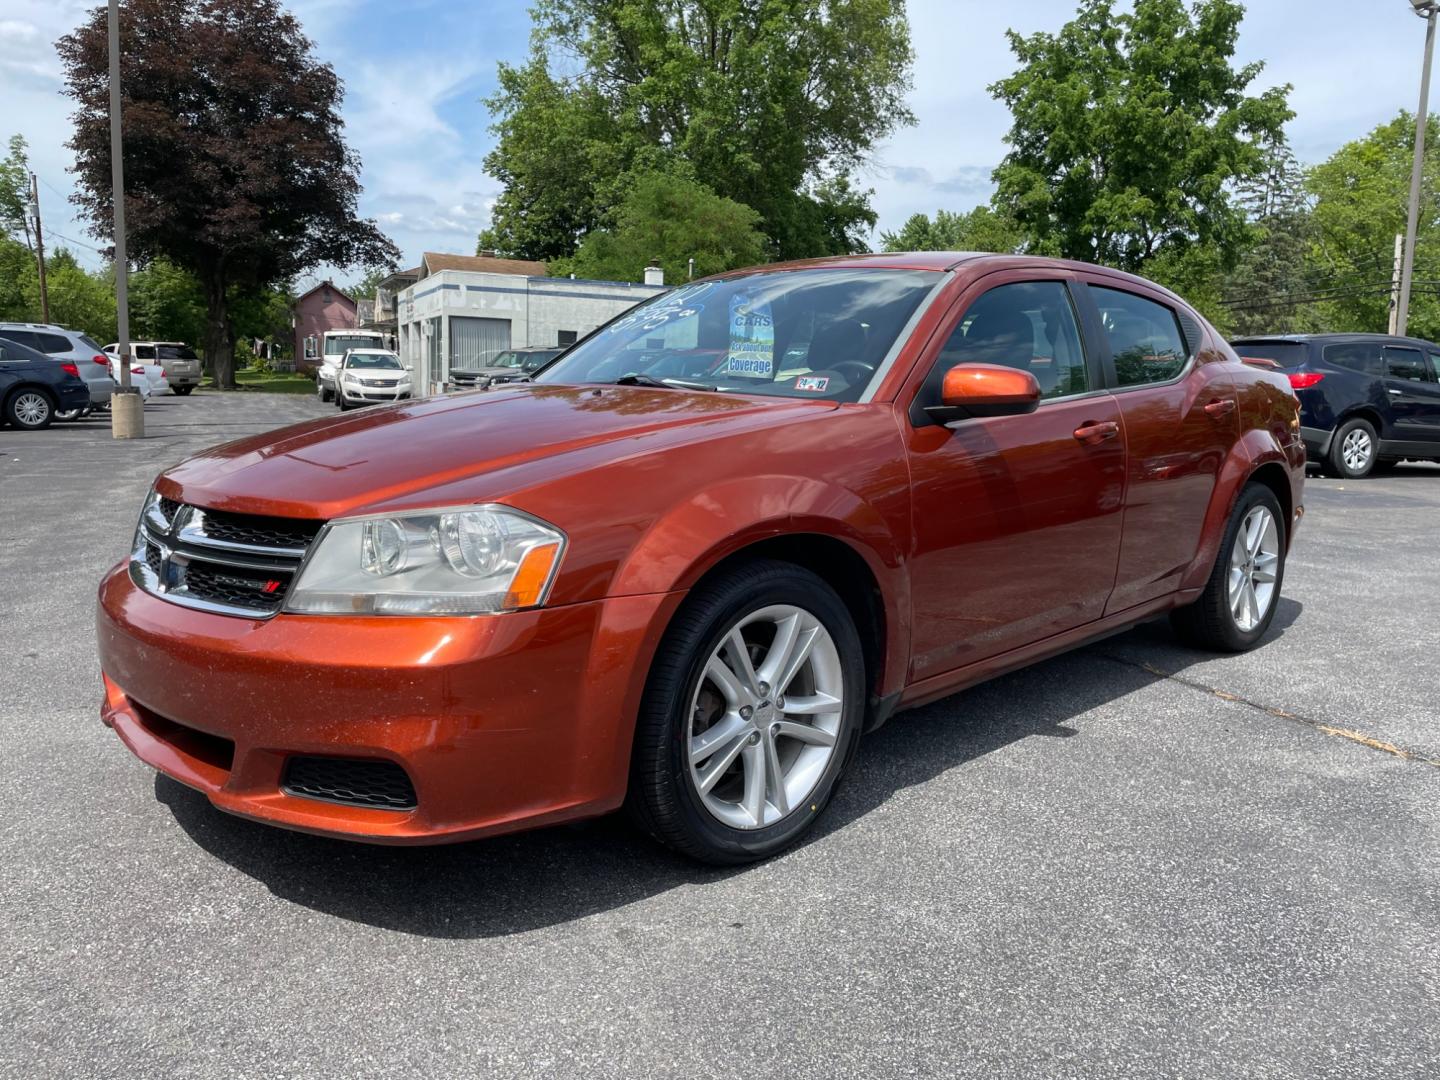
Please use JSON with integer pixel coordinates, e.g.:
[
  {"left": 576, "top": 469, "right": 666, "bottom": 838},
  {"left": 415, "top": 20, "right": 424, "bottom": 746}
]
[{"left": 396, "top": 252, "right": 669, "bottom": 392}]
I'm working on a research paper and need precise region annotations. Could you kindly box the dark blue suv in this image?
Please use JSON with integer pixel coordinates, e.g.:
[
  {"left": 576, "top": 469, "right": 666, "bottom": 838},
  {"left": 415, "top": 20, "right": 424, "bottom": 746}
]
[{"left": 1230, "top": 334, "right": 1440, "bottom": 478}]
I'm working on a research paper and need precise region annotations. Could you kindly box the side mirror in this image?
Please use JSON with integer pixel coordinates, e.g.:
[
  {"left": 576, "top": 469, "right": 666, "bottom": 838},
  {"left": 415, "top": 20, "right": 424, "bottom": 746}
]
[{"left": 925, "top": 363, "right": 1042, "bottom": 426}]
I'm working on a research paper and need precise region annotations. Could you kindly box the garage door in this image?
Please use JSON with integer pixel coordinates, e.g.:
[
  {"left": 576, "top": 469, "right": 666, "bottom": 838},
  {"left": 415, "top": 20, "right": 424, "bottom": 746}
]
[{"left": 449, "top": 316, "right": 511, "bottom": 372}]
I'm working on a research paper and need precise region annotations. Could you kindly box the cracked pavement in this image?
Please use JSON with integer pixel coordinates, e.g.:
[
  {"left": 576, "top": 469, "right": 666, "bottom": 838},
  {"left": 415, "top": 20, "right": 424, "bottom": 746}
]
[{"left": 2, "top": 394, "right": 1437, "bottom": 1079}]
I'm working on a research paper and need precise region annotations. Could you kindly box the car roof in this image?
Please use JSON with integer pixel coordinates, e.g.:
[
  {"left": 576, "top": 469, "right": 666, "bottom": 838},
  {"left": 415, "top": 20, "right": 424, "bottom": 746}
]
[
  {"left": 1232, "top": 332, "right": 1440, "bottom": 348},
  {"left": 0, "top": 322, "right": 75, "bottom": 331}
]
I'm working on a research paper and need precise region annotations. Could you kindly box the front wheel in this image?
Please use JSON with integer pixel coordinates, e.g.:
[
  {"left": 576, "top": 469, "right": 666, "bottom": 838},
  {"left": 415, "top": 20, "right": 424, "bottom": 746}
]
[
  {"left": 1171, "top": 484, "right": 1286, "bottom": 652},
  {"left": 627, "top": 560, "right": 865, "bottom": 865}
]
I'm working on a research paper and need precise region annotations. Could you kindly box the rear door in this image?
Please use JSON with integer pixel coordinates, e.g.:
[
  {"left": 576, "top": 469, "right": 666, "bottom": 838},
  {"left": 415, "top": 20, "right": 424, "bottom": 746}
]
[
  {"left": 1382, "top": 345, "right": 1440, "bottom": 447},
  {"left": 901, "top": 271, "right": 1126, "bottom": 678},
  {"left": 1077, "top": 278, "right": 1239, "bottom": 614}
]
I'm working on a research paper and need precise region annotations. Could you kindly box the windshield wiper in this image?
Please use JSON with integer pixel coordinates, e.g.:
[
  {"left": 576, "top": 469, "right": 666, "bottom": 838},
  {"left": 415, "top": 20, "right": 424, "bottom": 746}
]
[{"left": 613, "top": 373, "right": 719, "bottom": 392}]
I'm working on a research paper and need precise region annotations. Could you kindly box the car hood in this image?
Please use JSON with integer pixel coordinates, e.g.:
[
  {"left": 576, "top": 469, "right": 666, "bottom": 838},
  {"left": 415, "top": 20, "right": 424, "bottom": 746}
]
[{"left": 158, "top": 384, "right": 838, "bottom": 520}]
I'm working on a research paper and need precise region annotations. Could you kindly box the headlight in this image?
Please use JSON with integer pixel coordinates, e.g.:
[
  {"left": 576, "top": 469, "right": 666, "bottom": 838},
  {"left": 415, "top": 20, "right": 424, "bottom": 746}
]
[{"left": 286, "top": 505, "right": 565, "bottom": 615}]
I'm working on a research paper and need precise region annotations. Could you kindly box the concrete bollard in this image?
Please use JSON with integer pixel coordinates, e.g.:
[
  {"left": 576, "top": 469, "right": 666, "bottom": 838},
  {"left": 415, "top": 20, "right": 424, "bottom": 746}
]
[{"left": 111, "top": 388, "right": 146, "bottom": 439}]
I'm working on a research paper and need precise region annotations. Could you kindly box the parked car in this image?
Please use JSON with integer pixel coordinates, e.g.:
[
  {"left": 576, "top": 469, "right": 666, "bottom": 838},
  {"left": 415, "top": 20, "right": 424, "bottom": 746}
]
[
  {"left": 315, "top": 352, "right": 342, "bottom": 403},
  {"left": 0, "top": 321, "right": 117, "bottom": 414},
  {"left": 448, "top": 346, "right": 564, "bottom": 392},
  {"left": 335, "top": 348, "right": 411, "bottom": 410},
  {"left": 97, "top": 253, "right": 1304, "bottom": 864},
  {"left": 0, "top": 335, "right": 93, "bottom": 430},
  {"left": 1231, "top": 333, "right": 1440, "bottom": 477},
  {"left": 105, "top": 342, "right": 201, "bottom": 395},
  {"left": 104, "top": 349, "right": 168, "bottom": 397}
]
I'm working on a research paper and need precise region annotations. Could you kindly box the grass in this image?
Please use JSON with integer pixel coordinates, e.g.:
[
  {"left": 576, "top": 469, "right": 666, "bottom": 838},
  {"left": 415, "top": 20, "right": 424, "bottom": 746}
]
[{"left": 200, "top": 368, "right": 316, "bottom": 395}]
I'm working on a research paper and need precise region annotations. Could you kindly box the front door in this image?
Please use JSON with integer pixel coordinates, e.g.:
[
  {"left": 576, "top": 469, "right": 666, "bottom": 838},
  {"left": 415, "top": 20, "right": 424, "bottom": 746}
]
[{"left": 903, "top": 275, "right": 1126, "bottom": 681}]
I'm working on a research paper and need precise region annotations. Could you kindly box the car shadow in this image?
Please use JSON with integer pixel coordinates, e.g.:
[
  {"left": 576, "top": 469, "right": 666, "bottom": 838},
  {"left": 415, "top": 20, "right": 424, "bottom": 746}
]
[{"left": 156, "top": 599, "right": 1303, "bottom": 939}]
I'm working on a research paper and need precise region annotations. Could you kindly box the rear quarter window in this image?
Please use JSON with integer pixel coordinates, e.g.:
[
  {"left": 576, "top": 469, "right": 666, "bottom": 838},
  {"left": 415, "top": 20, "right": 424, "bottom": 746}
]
[
  {"left": 36, "top": 332, "right": 73, "bottom": 354},
  {"left": 1322, "top": 342, "right": 1384, "bottom": 375}
]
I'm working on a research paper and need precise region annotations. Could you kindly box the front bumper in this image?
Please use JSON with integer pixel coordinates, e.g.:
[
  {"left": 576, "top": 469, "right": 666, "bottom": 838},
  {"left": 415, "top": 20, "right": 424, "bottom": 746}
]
[
  {"left": 96, "top": 565, "right": 681, "bottom": 844},
  {"left": 341, "top": 382, "right": 412, "bottom": 403}
]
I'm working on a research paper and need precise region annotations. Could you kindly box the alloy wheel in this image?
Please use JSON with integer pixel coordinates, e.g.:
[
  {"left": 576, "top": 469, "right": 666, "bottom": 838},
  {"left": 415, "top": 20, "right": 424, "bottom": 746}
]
[
  {"left": 687, "top": 604, "right": 844, "bottom": 830},
  {"left": 13, "top": 392, "right": 50, "bottom": 427},
  {"left": 1228, "top": 505, "right": 1280, "bottom": 633},
  {"left": 1341, "top": 427, "right": 1372, "bottom": 473}
]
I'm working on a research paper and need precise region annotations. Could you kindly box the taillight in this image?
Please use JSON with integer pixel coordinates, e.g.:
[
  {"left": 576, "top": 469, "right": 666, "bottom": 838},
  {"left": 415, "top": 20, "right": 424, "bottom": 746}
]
[
  {"left": 93, "top": 354, "right": 109, "bottom": 365},
  {"left": 60, "top": 361, "right": 80, "bottom": 377},
  {"left": 131, "top": 366, "right": 145, "bottom": 375},
  {"left": 1287, "top": 372, "right": 1325, "bottom": 389}
]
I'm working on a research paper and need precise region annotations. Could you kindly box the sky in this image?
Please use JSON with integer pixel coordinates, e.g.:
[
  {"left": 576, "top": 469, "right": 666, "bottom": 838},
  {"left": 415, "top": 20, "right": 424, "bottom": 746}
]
[{"left": 0, "top": 0, "right": 1434, "bottom": 289}]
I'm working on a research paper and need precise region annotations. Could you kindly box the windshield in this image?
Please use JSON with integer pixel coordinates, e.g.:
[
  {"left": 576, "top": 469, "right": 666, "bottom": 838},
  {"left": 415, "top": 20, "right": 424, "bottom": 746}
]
[
  {"left": 535, "top": 268, "right": 940, "bottom": 402},
  {"left": 522, "top": 350, "right": 561, "bottom": 371},
  {"left": 326, "top": 334, "right": 382, "bottom": 356},
  {"left": 345, "top": 352, "right": 401, "bottom": 370},
  {"left": 1232, "top": 341, "right": 1308, "bottom": 368}
]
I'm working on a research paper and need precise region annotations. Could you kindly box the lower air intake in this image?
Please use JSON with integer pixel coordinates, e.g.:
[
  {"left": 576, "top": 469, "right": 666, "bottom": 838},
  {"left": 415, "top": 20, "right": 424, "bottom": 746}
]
[{"left": 281, "top": 756, "right": 417, "bottom": 811}]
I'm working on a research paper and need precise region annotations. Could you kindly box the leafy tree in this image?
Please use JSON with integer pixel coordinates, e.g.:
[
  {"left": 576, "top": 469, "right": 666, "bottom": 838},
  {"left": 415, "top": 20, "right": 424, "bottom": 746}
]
[
  {"left": 0, "top": 234, "right": 35, "bottom": 320},
  {"left": 130, "top": 258, "right": 207, "bottom": 345},
  {"left": 483, "top": 0, "right": 915, "bottom": 261},
  {"left": 560, "top": 170, "right": 768, "bottom": 283},
  {"left": 990, "top": 0, "right": 1291, "bottom": 276},
  {"left": 33, "top": 248, "right": 118, "bottom": 342},
  {"left": 0, "top": 135, "right": 33, "bottom": 250},
  {"left": 1306, "top": 112, "right": 1440, "bottom": 341},
  {"left": 1219, "top": 139, "right": 1324, "bottom": 335},
  {"left": 344, "top": 266, "right": 393, "bottom": 305},
  {"left": 58, "top": 0, "right": 398, "bottom": 388},
  {"left": 880, "top": 206, "right": 1022, "bottom": 253}
]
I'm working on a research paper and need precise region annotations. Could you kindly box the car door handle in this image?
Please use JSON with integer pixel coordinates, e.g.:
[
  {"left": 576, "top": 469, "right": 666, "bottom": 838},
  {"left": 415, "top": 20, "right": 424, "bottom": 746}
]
[
  {"left": 1073, "top": 420, "right": 1120, "bottom": 444},
  {"left": 1204, "top": 398, "right": 1236, "bottom": 418}
]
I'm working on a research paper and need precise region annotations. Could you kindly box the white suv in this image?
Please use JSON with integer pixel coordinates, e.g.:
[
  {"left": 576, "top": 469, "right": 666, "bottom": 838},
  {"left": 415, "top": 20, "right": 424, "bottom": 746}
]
[
  {"left": 105, "top": 341, "right": 201, "bottom": 395},
  {"left": 0, "top": 322, "right": 117, "bottom": 414}
]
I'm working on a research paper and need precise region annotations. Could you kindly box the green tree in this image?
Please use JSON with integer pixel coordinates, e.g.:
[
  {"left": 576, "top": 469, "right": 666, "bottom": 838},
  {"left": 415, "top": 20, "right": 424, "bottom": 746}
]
[
  {"left": 0, "top": 234, "right": 35, "bottom": 320},
  {"left": 1306, "top": 112, "right": 1440, "bottom": 341},
  {"left": 483, "top": 0, "right": 915, "bottom": 262},
  {"left": 561, "top": 170, "right": 768, "bottom": 283},
  {"left": 0, "top": 135, "right": 33, "bottom": 250},
  {"left": 990, "top": 0, "right": 1291, "bottom": 276},
  {"left": 130, "top": 258, "right": 207, "bottom": 345},
  {"left": 880, "top": 206, "right": 1023, "bottom": 253},
  {"left": 58, "top": 0, "right": 398, "bottom": 388}
]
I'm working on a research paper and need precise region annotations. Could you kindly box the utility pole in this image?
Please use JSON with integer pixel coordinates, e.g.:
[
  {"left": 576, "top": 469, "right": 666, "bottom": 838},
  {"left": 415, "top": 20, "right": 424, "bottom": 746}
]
[
  {"left": 1389, "top": 233, "right": 1405, "bottom": 335},
  {"left": 30, "top": 173, "right": 50, "bottom": 324},
  {"left": 108, "top": 0, "right": 143, "bottom": 438},
  {"left": 1398, "top": 0, "right": 1440, "bottom": 336}
]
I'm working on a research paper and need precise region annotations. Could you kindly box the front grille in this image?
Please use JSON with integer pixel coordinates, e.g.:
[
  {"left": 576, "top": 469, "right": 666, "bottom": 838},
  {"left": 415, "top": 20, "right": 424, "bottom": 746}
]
[
  {"left": 198, "top": 509, "right": 320, "bottom": 551},
  {"left": 282, "top": 756, "right": 417, "bottom": 810},
  {"left": 130, "top": 500, "right": 323, "bottom": 618}
]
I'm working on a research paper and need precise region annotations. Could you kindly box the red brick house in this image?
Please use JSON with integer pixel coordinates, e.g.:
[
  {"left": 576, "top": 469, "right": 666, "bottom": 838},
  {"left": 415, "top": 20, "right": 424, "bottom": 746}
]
[{"left": 293, "top": 281, "right": 357, "bottom": 374}]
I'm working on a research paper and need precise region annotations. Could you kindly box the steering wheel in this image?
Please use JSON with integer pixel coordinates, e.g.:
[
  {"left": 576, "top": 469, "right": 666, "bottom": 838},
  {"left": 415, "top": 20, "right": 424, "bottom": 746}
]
[{"left": 828, "top": 360, "right": 874, "bottom": 386}]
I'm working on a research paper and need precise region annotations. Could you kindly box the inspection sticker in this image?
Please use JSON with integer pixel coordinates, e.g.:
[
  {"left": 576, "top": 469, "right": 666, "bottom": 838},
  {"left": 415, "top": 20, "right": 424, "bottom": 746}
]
[{"left": 795, "top": 376, "right": 830, "bottom": 392}]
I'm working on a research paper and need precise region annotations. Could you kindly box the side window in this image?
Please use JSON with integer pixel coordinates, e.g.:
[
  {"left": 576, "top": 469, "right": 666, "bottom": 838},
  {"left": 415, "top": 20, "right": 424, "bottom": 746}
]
[
  {"left": 1384, "top": 346, "right": 1432, "bottom": 382},
  {"left": 37, "top": 333, "right": 72, "bottom": 354},
  {"left": 3, "top": 330, "right": 38, "bottom": 350},
  {"left": 1092, "top": 287, "right": 1189, "bottom": 387},
  {"left": 924, "top": 281, "right": 1089, "bottom": 402},
  {"left": 134, "top": 345, "right": 156, "bottom": 360},
  {"left": 1323, "top": 342, "right": 1384, "bottom": 375},
  {"left": 1429, "top": 353, "right": 1440, "bottom": 381}
]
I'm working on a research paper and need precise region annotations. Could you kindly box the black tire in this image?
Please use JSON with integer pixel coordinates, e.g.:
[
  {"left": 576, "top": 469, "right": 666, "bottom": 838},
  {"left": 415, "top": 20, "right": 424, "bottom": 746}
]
[
  {"left": 173, "top": 385, "right": 194, "bottom": 397},
  {"left": 1171, "top": 483, "right": 1287, "bottom": 652},
  {"left": 4, "top": 387, "right": 55, "bottom": 430},
  {"left": 627, "top": 559, "right": 866, "bottom": 865},
  {"left": 1327, "top": 416, "right": 1379, "bottom": 478},
  {"left": 337, "top": 397, "right": 350, "bottom": 411},
  {"left": 318, "top": 383, "right": 334, "bottom": 403}
]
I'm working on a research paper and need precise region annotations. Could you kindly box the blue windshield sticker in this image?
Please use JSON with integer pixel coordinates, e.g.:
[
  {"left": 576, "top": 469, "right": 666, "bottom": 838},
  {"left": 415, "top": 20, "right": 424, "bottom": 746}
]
[{"left": 725, "top": 292, "right": 775, "bottom": 378}]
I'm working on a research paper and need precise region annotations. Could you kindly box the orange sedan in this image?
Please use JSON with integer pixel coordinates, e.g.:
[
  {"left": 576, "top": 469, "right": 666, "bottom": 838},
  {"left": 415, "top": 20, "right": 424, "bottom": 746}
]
[{"left": 97, "top": 254, "right": 1304, "bottom": 864}]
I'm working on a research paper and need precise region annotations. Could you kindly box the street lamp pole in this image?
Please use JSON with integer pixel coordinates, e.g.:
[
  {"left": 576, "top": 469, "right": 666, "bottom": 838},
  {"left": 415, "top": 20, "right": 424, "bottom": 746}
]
[
  {"left": 1398, "top": 0, "right": 1440, "bottom": 337},
  {"left": 108, "top": 0, "right": 143, "bottom": 438}
]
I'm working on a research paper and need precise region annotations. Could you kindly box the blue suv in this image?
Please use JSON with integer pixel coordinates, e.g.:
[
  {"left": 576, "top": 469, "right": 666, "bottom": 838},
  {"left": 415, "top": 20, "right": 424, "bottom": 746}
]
[{"left": 1231, "top": 333, "right": 1440, "bottom": 478}]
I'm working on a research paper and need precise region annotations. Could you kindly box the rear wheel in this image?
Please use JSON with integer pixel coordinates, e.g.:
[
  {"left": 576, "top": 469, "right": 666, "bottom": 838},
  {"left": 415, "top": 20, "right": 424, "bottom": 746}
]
[
  {"left": 627, "top": 560, "right": 865, "bottom": 864},
  {"left": 1328, "top": 417, "right": 1378, "bottom": 478},
  {"left": 1171, "top": 484, "right": 1286, "bottom": 652},
  {"left": 5, "top": 388, "right": 54, "bottom": 430}
]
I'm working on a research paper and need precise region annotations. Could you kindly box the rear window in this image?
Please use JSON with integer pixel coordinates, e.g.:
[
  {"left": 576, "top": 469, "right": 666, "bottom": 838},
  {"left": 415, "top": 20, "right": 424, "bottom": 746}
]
[
  {"left": 78, "top": 334, "right": 105, "bottom": 353},
  {"left": 1232, "top": 342, "right": 1308, "bottom": 368},
  {"left": 157, "top": 345, "right": 198, "bottom": 360}
]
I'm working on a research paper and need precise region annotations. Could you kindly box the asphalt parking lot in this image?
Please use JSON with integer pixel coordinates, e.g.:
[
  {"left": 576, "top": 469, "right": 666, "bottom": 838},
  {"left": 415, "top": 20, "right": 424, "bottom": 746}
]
[{"left": 3, "top": 392, "right": 1437, "bottom": 1079}]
